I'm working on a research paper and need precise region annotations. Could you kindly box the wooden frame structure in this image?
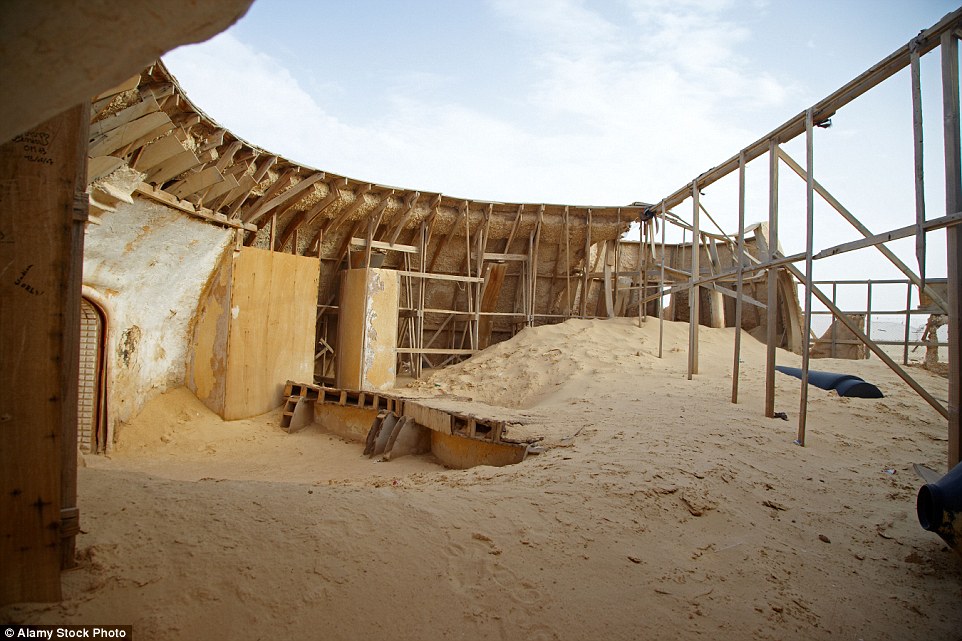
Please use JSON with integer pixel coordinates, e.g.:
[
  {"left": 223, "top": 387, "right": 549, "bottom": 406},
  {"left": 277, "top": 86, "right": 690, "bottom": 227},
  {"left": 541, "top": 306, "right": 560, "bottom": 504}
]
[{"left": 643, "top": 8, "right": 962, "bottom": 468}]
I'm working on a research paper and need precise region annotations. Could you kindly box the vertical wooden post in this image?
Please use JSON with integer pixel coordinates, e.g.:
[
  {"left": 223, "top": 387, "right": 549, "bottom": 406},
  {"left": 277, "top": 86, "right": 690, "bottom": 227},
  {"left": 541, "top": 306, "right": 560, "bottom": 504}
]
[
  {"left": 688, "top": 182, "right": 700, "bottom": 379},
  {"left": 564, "top": 206, "right": 571, "bottom": 316},
  {"left": 1, "top": 104, "right": 88, "bottom": 605},
  {"left": 765, "top": 139, "right": 779, "bottom": 418},
  {"left": 903, "top": 282, "right": 913, "bottom": 366},
  {"left": 732, "top": 151, "right": 746, "bottom": 403},
  {"left": 831, "top": 283, "right": 839, "bottom": 358},
  {"left": 941, "top": 30, "right": 961, "bottom": 468},
  {"left": 797, "top": 108, "right": 815, "bottom": 446},
  {"left": 638, "top": 216, "right": 645, "bottom": 326},
  {"left": 866, "top": 281, "right": 873, "bottom": 361},
  {"left": 911, "top": 38, "right": 927, "bottom": 288},
  {"left": 658, "top": 204, "right": 666, "bottom": 359},
  {"left": 581, "top": 210, "right": 591, "bottom": 318}
]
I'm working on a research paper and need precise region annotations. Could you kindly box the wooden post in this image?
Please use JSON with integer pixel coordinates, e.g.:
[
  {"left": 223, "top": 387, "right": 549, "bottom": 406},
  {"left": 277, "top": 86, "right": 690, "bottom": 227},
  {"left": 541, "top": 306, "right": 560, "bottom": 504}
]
[
  {"left": 732, "top": 151, "right": 746, "bottom": 403},
  {"left": 639, "top": 214, "right": 646, "bottom": 326},
  {"left": 941, "top": 30, "right": 961, "bottom": 468},
  {"left": 658, "top": 204, "right": 666, "bottom": 359},
  {"left": 765, "top": 139, "right": 779, "bottom": 418},
  {"left": 831, "top": 283, "right": 838, "bottom": 358},
  {"left": 911, "top": 38, "right": 927, "bottom": 289},
  {"left": 1, "top": 105, "right": 88, "bottom": 605},
  {"left": 866, "top": 281, "right": 873, "bottom": 361},
  {"left": 688, "top": 182, "right": 700, "bottom": 379},
  {"left": 797, "top": 108, "right": 815, "bottom": 446},
  {"left": 903, "top": 282, "right": 913, "bottom": 366}
]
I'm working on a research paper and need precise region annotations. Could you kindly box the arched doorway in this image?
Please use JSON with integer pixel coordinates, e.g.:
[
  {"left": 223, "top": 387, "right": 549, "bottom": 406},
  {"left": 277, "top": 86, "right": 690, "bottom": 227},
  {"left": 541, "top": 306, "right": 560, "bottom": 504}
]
[{"left": 78, "top": 297, "right": 107, "bottom": 454}]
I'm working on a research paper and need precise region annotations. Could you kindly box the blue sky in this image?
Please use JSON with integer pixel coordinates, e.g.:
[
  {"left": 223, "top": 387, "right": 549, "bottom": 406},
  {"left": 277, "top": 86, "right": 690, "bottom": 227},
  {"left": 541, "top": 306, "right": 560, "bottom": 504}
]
[{"left": 164, "top": 0, "right": 960, "bottom": 313}]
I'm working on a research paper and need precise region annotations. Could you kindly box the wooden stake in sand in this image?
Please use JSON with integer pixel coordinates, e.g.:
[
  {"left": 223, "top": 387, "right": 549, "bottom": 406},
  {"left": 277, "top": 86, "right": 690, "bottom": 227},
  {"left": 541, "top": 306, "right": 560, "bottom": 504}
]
[{"left": 797, "top": 108, "right": 815, "bottom": 447}]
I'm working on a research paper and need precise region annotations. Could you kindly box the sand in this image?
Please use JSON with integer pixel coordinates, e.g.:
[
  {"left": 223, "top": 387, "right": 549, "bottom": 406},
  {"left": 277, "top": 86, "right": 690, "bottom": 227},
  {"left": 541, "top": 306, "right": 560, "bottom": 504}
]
[{"left": 2, "top": 318, "right": 961, "bottom": 640}]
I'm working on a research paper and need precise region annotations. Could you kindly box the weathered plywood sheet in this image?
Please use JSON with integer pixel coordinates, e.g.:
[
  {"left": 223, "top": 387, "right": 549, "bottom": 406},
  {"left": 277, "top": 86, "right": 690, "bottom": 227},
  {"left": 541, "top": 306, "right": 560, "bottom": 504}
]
[
  {"left": 1, "top": 107, "right": 87, "bottom": 604},
  {"left": 223, "top": 248, "right": 319, "bottom": 420}
]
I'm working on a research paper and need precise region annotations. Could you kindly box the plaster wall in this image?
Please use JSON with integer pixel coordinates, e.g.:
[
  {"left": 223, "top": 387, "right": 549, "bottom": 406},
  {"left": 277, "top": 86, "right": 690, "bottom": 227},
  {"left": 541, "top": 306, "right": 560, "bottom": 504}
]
[{"left": 82, "top": 196, "right": 232, "bottom": 444}]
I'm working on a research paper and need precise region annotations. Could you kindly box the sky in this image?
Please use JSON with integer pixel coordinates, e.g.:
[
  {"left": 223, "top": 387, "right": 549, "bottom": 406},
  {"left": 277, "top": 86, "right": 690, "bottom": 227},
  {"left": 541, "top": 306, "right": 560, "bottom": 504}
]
[{"left": 163, "top": 0, "right": 961, "bottom": 317}]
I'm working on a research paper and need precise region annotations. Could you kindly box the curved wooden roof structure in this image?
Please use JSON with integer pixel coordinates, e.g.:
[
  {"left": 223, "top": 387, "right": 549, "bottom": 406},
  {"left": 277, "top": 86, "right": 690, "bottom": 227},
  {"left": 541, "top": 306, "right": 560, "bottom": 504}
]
[{"left": 88, "top": 60, "right": 643, "bottom": 266}]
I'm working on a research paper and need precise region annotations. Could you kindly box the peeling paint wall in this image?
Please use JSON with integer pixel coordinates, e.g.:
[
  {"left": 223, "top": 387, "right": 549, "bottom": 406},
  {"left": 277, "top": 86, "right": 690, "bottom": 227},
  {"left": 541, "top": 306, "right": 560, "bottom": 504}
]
[
  {"left": 336, "top": 268, "right": 399, "bottom": 391},
  {"left": 82, "top": 197, "right": 232, "bottom": 444}
]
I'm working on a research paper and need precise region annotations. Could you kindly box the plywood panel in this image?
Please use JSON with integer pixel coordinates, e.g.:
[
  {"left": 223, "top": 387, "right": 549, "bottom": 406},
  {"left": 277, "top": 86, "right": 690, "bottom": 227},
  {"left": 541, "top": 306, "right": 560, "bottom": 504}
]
[
  {"left": 222, "top": 248, "right": 319, "bottom": 420},
  {"left": 336, "top": 269, "right": 367, "bottom": 390},
  {"left": 1, "top": 106, "right": 87, "bottom": 604}
]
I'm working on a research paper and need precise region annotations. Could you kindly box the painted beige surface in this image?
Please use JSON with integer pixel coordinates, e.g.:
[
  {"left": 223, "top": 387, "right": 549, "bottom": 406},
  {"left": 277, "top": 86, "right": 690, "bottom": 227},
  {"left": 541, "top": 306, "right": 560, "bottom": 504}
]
[
  {"left": 222, "top": 248, "right": 319, "bottom": 420},
  {"left": 336, "top": 268, "right": 399, "bottom": 391}
]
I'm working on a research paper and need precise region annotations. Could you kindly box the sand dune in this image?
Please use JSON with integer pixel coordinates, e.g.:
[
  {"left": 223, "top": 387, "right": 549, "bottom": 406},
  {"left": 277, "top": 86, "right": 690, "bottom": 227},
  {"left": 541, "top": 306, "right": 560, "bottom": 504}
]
[{"left": 2, "top": 318, "right": 960, "bottom": 640}]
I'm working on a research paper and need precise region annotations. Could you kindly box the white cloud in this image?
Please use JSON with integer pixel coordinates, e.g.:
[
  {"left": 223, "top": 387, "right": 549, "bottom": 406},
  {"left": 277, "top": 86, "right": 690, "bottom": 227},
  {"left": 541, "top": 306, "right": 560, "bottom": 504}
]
[{"left": 162, "top": 2, "right": 793, "bottom": 206}]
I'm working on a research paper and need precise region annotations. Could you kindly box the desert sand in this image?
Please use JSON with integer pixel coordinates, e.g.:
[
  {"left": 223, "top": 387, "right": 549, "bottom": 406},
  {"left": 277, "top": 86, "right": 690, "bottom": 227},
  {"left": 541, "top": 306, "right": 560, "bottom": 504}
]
[{"left": 2, "top": 318, "right": 960, "bottom": 640}]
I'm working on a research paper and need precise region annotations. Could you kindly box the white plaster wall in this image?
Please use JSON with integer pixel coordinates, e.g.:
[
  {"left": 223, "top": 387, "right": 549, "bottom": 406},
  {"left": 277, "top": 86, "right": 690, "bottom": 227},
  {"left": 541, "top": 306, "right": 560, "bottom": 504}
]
[{"left": 82, "top": 197, "right": 232, "bottom": 443}]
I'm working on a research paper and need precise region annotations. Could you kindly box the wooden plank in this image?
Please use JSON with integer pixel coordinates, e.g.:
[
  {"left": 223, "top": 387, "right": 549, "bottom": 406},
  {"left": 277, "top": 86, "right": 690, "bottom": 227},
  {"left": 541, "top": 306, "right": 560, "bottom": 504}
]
[
  {"left": 200, "top": 172, "right": 239, "bottom": 202},
  {"left": 942, "top": 29, "right": 962, "bottom": 468},
  {"left": 222, "top": 249, "right": 321, "bottom": 420},
  {"left": 649, "top": 8, "right": 962, "bottom": 215},
  {"left": 688, "top": 185, "right": 700, "bottom": 379},
  {"left": 765, "top": 141, "right": 779, "bottom": 418},
  {"left": 404, "top": 402, "right": 453, "bottom": 434},
  {"left": 813, "top": 211, "right": 962, "bottom": 260},
  {"left": 168, "top": 166, "right": 224, "bottom": 199},
  {"left": 1, "top": 105, "right": 88, "bottom": 604},
  {"left": 132, "top": 134, "right": 187, "bottom": 172},
  {"left": 784, "top": 263, "right": 948, "bottom": 419},
  {"left": 88, "top": 111, "right": 171, "bottom": 157},
  {"left": 395, "top": 348, "right": 478, "bottom": 355},
  {"left": 911, "top": 42, "right": 927, "bottom": 287},
  {"left": 88, "top": 95, "right": 159, "bottom": 139},
  {"left": 351, "top": 237, "right": 419, "bottom": 253},
  {"left": 478, "top": 263, "right": 507, "bottom": 349},
  {"left": 94, "top": 74, "right": 141, "bottom": 100},
  {"left": 145, "top": 148, "right": 201, "bottom": 184},
  {"left": 243, "top": 171, "right": 324, "bottom": 225},
  {"left": 777, "top": 146, "right": 948, "bottom": 313},
  {"left": 133, "top": 183, "right": 255, "bottom": 231},
  {"left": 797, "top": 108, "right": 816, "bottom": 447},
  {"left": 394, "top": 270, "right": 484, "bottom": 283},
  {"left": 87, "top": 155, "right": 125, "bottom": 183}
]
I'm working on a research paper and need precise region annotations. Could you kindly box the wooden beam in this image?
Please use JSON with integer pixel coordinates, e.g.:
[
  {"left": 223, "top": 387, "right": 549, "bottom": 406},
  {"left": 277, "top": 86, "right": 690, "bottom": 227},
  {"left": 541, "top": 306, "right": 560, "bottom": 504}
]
[
  {"left": 385, "top": 191, "right": 422, "bottom": 245},
  {"left": 765, "top": 141, "right": 779, "bottom": 418},
  {"left": 813, "top": 211, "right": 962, "bottom": 260},
  {"left": 941, "top": 29, "right": 962, "bottom": 468},
  {"left": 649, "top": 8, "right": 962, "bottom": 214},
  {"left": 323, "top": 183, "right": 372, "bottom": 235},
  {"left": 1, "top": 105, "right": 88, "bottom": 604},
  {"left": 88, "top": 94, "right": 160, "bottom": 139},
  {"left": 88, "top": 111, "right": 171, "bottom": 157},
  {"left": 350, "top": 238, "right": 419, "bottom": 253},
  {"left": 777, "top": 146, "right": 949, "bottom": 313},
  {"left": 243, "top": 171, "right": 325, "bottom": 225}
]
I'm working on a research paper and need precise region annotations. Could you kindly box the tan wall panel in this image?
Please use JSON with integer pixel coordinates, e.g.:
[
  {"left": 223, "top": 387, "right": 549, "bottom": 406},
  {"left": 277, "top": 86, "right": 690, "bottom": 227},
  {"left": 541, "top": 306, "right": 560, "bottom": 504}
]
[{"left": 223, "top": 248, "right": 319, "bottom": 420}]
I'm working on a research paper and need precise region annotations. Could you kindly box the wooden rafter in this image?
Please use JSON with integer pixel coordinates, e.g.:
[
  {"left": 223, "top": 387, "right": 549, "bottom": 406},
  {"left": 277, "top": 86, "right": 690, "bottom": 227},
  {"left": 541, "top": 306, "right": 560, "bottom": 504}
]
[{"left": 243, "top": 171, "right": 325, "bottom": 225}]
